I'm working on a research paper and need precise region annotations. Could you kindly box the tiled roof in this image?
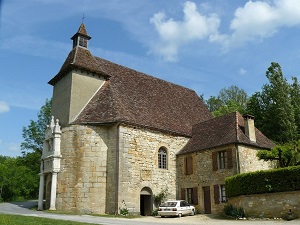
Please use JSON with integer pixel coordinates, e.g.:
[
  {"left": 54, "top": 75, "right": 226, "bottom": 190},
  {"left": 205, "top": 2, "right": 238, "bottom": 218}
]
[
  {"left": 48, "top": 47, "right": 110, "bottom": 85},
  {"left": 71, "top": 23, "right": 91, "bottom": 39},
  {"left": 177, "top": 111, "right": 275, "bottom": 155},
  {"left": 73, "top": 53, "right": 213, "bottom": 136}
]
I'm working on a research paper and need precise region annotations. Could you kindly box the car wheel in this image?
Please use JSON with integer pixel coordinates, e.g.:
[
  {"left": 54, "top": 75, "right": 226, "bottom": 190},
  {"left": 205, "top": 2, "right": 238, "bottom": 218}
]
[
  {"left": 178, "top": 213, "right": 182, "bottom": 218},
  {"left": 190, "top": 210, "right": 195, "bottom": 216}
]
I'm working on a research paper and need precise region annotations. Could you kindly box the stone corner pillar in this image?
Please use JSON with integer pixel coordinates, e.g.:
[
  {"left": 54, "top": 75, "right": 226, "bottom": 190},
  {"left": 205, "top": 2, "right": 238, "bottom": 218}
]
[
  {"left": 37, "top": 173, "right": 45, "bottom": 211},
  {"left": 49, "top": 172, "right": 58, "bottom": 210}
]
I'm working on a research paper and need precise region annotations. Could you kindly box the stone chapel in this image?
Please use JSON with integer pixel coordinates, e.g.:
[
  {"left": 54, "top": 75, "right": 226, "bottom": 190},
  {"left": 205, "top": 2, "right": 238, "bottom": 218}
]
[{"left": 38, "top": 23, "right": 275, "bottom": 215}]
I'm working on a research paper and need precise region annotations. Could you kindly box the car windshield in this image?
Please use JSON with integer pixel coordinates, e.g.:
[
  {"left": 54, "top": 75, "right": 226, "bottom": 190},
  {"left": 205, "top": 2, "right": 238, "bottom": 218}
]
[{"left": 160, "top": 202, "right": 177, "bottom": 207}]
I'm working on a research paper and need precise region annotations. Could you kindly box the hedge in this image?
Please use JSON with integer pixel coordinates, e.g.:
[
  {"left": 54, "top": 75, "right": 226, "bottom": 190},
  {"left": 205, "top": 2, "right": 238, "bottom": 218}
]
[{"left": 225, "top": 165, "right": 300, "bottom": 198}]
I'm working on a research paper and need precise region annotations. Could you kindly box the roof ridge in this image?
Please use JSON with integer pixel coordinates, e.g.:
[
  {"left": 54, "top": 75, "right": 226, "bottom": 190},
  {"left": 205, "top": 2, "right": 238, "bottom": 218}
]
[
  {"left": 235, "top": 111, "right": 239, "bottom": 142},
  {"left": 72, "top": 46, "right": 78, "bottom": 64}
]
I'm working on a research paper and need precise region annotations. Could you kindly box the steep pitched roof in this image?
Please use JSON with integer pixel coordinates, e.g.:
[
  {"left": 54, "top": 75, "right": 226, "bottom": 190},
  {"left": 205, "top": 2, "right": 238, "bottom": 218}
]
[
  {"left": 48, "top": 47, "right": 110, "bottom": 85},
  {"left": 73, "top": 56, "right": 213, "bottom": 136},
  {"left": 71, "top": 23, "right": 91, "bottom": 39},
  {"left": 177, "top": 111, "right": 275, "bottom": 155}
]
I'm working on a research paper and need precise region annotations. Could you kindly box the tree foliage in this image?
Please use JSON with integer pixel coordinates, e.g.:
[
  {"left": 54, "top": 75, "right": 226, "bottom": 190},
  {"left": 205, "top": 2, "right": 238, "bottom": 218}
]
[
  {"left": 257, "top": 141, "right": 300, "bottom": 168},
  {"left": 247, "top": 62, "right": 297, "bottom": 144},
  {"left": 0, "top": 156, "right": 39, "bottom": 201},
  {"left": 0, "top": 99, "right": 53, "bottom": 201},
  {"left": 21, "top": 98, "right": 52, "bottom": 154},
  {"left": 205, "top": 85, "right": 248, "bottom": 117}
]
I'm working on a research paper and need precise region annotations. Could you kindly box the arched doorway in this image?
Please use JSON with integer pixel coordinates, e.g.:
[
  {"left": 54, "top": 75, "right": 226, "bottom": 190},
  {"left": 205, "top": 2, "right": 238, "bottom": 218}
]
[{"left": 140, "top": 187, "right": 153, "bottom": 216}]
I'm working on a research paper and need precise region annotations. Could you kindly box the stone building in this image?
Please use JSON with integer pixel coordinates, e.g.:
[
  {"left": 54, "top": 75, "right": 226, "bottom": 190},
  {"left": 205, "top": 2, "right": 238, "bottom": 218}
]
[
  {"left": 37, "top": 23, "right": 274, "bottom": 215},
  {"left": 177, "top": 112, "right": 275, "bottom": 214}
]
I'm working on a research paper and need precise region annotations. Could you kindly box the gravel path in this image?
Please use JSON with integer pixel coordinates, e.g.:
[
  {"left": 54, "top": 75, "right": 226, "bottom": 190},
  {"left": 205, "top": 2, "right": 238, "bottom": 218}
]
[{"left": 0, "top": 201, "right": 299, "bottom": 225}]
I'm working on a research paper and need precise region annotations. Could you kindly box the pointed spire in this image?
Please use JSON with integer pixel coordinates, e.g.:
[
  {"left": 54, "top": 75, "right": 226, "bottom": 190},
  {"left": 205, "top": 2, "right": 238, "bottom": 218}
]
[{"left": 71, "top": 23, "right": 91, "bottom": 49}]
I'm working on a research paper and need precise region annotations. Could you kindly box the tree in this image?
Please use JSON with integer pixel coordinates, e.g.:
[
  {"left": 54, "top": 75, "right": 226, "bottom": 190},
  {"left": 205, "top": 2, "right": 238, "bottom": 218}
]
[
  {"left": 257, "top": 141, "right": 300, "bottom": 168},
  {"left": 0, "top": 157, "right": 39, "bottom": 201},
  {"left": 247, "top": 62, "right": 297, "bottom": 143},
  {"left": 205, "top": 85, "right": 248, "bottom": 116},
  {"left": 291, "top": 77, "right": 300, "bottom": 137},
  {"left": 21, "top": 98, "right": 52, "bottom": 154},
  {"left": 218, "top": 85, "right": 248, "bottom": 109}
]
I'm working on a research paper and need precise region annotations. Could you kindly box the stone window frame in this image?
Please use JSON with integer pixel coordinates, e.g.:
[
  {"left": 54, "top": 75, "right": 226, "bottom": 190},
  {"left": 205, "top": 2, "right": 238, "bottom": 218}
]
[{"left": 158, "top": 147, "right": 168, "bottom": 169}]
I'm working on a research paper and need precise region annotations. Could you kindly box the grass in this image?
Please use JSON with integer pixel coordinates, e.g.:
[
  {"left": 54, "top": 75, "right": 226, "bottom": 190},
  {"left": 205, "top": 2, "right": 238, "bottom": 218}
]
[{"left": 0, "top": 214, "right": 101, "bottom": 225}]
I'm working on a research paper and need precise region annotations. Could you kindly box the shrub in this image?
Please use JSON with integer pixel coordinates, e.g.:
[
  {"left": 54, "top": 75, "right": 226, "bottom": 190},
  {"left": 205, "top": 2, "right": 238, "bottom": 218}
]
[
  {"left": 224, "top": 204, "right": 245, "bottom": 218},
  {"left": 225, "top": 165, "right": 300, "bottom": 198},
  {"left": 153, "top": 188, "right": 169, "bottom": 207}
]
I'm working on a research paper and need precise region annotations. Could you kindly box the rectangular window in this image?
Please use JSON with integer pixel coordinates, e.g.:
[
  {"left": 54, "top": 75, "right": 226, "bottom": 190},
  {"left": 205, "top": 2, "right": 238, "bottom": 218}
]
[
  {"left": 214, "top": 184, "right": 226, "bottom": 204},
  {"left": 218, "top": 151, "right": 227, "bottom": 169},
  {"left": 185, "top": 156, "right": 193, "bottom": 175},
  {"left": 213, "top": 150, "right": 233, "bottom": 171},
  {"left": 184, "top": 187, "right": 198, "bottom": 205},
  {"left": 220, "top": 185, "right": 226, "bottom": 203}
]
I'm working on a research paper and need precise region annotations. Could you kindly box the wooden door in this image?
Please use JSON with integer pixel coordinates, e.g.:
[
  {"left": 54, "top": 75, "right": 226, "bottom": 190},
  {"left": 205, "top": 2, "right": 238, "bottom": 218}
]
[{"left": 203, "top": 186, "right": 211, "bottom": 214}]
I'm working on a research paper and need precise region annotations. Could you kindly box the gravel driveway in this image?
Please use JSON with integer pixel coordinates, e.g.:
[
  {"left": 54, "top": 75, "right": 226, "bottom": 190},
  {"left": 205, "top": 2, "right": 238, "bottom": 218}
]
[{"left": 0, "top": 201, "right": 299, "bottom": 225}]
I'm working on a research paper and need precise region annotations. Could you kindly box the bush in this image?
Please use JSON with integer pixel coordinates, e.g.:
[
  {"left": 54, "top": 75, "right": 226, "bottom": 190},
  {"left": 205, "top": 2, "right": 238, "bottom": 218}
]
[
  {"left": 224, "top": 204, "right": 245, "bottom": 218},
  {"left": 225, "top": 165, "right": 300, "bottom": 198}
]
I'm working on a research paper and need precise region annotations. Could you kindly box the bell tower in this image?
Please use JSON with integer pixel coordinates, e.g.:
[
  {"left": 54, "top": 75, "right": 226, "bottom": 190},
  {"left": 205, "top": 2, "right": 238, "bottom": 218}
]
[
  {"left": 71, "top": 23, "right": 91, "bottom": 48},
  {"left": 48, "top": 23, "right": 108, "bottom": 127}
]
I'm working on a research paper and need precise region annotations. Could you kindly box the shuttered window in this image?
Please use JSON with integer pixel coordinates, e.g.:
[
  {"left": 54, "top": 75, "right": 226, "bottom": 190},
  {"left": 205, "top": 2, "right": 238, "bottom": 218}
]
[
  {"left": 214, "top": 185, "right": 220, "bottom": 204},
  {"left": 192, "top": 187, "right": 198, "bottom": 205},
  {"left": 212, "top": 149, "right": 233, "bottom": 170},
  {"left": 183, "top": 187, "right": 198, "bottom": 205},
  {"left": 185, "top": 156, "right": 193, "bottom": 175},
  {"left": 214, "top": 184, "right": 226, "bottom": 204}
]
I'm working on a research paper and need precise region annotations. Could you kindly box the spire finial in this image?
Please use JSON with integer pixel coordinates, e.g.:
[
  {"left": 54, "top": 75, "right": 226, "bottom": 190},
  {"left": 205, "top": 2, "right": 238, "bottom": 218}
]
[{"left": 82, "top": 13, "right": 85, "bottom": 23}]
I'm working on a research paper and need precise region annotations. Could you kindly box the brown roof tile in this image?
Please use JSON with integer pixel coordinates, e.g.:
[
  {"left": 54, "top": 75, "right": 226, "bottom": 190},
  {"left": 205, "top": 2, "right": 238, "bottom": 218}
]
[
  {"left": 71, "top": 23, "right": 91, "bottom": 39},
  {"left": 178, "top": 111, "right": 275, "bottom": 155},
  {"left": 48, "top": 47, "right": 110, "bottom": 85},
  {"left": 73, "top": 55, "right": 213, "bottom": 136}
]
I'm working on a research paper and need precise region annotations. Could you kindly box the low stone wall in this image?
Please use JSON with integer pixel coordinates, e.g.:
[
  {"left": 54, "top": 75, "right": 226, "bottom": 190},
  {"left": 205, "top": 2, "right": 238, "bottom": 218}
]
[{"left": 228, "top": 191, "right": 300, "bottom": 219}]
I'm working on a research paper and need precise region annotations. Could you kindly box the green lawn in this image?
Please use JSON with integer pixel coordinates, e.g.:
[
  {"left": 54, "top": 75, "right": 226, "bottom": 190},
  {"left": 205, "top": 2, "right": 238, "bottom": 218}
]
[{"left": 0, "top": 214, "right": 100, "bottom": 225}]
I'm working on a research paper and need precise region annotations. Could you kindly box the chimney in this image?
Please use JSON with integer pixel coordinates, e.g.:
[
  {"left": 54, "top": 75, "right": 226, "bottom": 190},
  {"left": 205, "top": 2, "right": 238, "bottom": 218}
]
[{"left": 243, "top": 114, "right": 256, "bottom": 142}]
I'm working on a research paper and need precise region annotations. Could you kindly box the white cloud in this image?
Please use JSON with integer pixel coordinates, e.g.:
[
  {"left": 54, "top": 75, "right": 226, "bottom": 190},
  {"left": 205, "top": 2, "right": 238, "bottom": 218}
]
[
  {"left": 150, "top": 1, "right": 223, "bottom": 62},
  {"left": 239, "top": 68, "right": 247, "bottom": 75},
  {"left": 226, "top": 0, "right": 300, "bottom": 49},
  {"left": 0, "top": 101, "right": 10, "bottom": 113},
  {"left": 150, "top": 0, "right": 300, "bottom": 60}
]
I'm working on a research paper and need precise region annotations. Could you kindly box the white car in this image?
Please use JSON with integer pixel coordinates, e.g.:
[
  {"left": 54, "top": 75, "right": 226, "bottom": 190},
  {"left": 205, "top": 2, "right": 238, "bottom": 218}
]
[{"left": 158, "top": 200, "right": 195, "bottom": 217}]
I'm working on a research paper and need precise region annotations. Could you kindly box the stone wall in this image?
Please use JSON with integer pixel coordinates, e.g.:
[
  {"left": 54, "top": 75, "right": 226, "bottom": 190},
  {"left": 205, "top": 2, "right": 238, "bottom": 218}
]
[
  {"left": 228, "top": 191, "right": 300, "bottom": 219},
  {"left": 238, "top": 145, "right": 272, "bottom": 173},
  {"left": 118, "top": 125, "right": 189, "bottom": 214},
  {"left": 56, "top": 124, "right": 116, "bottom": 214},
  {"left": 177, "top": 144, "right": 273, "bottom": 214},
  {"left": 177, "top": 144, "right": 238, "bottom": 214},
  {"left": 55, "top": 123, "right": 189, "bottom": 215}
]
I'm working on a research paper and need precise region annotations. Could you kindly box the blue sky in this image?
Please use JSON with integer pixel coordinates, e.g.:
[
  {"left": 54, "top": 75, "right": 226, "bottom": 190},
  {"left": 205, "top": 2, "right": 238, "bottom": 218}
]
[{"left": 1, "top": 0, "right": 300, "bottom": 157}]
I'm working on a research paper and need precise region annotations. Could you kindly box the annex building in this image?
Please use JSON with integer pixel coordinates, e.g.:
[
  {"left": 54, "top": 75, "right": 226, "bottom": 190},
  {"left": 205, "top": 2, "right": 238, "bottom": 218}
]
[{"left": 37, "top": 23, "right": 274, "bottom": 215}]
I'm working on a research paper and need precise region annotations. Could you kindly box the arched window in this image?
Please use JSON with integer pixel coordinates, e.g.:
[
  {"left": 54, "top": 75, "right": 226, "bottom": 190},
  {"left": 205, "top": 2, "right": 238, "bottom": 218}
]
[{"left": 158, "top": 147, "right": 167, "bottom": 169}]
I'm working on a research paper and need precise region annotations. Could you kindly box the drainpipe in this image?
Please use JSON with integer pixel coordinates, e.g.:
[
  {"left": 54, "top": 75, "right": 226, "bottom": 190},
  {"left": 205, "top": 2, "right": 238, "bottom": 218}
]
[
  {"left": 235, "top": 143, "right": 240, "bottom": 174},
  {"left": 115, "top": 123, "right": 120, "bottom": 214}
]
